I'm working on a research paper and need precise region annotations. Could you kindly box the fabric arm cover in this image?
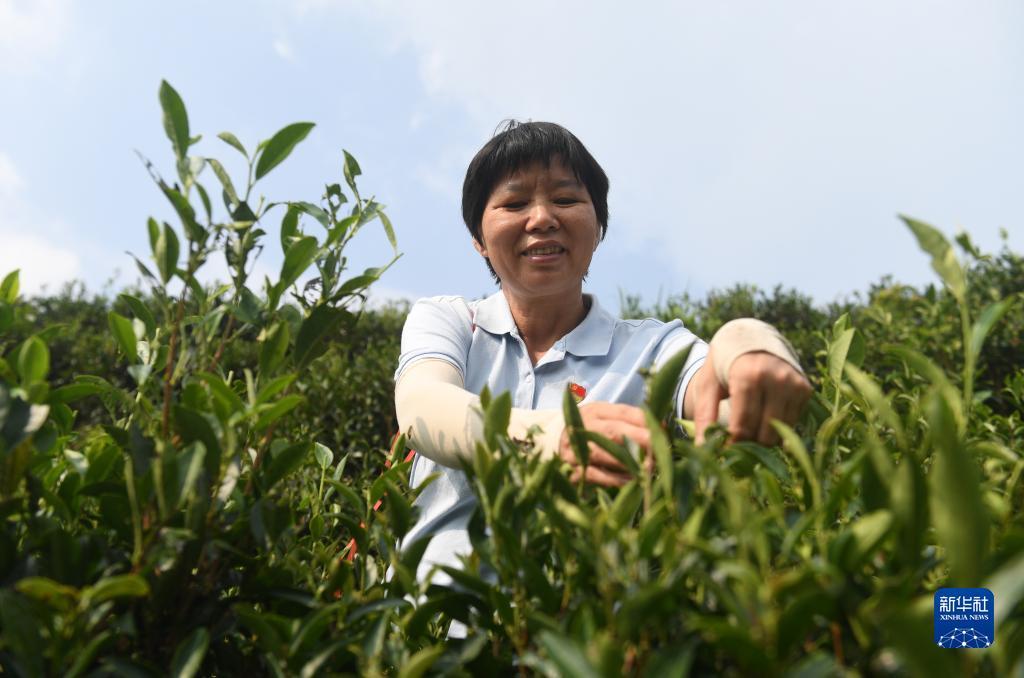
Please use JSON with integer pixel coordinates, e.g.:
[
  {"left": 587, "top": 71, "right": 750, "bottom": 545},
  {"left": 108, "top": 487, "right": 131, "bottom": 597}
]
[
  {"left": 708, "top": 318, "right": 804, "bottom": 423},
  {"left": 394, "top": 359, "right": 564, "bottom": 468},
  {"left": 709, "top": 318, "right": 804, "bottom": 384}
]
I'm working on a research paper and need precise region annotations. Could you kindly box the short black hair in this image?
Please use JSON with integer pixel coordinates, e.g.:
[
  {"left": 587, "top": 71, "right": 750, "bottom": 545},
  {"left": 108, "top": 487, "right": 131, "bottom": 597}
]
[{"left": 461, "top": 120, "right": 610, "bottom": 282}]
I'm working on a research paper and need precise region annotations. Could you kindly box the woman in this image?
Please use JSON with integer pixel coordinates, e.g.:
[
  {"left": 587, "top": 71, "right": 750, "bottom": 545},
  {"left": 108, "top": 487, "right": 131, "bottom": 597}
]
[{"left": 395, "top": 121, "right": 811, "bottom": 585}]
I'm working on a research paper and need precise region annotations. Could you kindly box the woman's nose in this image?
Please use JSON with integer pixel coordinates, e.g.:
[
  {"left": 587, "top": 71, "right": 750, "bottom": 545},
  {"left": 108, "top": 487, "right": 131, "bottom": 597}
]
[{"left": 526, "top": 202, "right": 558, "bottom": 231}]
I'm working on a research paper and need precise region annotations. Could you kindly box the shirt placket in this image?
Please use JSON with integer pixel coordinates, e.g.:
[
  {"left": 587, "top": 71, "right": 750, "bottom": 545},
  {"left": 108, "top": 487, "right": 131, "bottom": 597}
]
[{"left": 509, "top": 330, "right": 536, "bottom": 408}]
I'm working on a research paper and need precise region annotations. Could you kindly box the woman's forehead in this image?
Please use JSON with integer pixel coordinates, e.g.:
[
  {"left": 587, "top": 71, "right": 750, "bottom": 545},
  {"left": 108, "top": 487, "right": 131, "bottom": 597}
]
[{"left": 492, "top": 158, "right": 581, "bottom": 192}]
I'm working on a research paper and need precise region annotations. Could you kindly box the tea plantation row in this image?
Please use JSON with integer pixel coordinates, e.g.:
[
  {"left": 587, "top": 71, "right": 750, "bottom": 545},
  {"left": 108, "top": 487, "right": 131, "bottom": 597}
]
[{"left": 0, "top": 82, "right": 1021, "bottom": 676}]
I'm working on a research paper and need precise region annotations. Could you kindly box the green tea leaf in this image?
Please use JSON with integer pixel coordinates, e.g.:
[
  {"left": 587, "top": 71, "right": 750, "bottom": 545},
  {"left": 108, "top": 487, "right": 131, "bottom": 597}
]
[
  {"left": 484, "top": 391, "right": 511, "bottom": 449},
  {"left": 314, "top": 442, "right": 333, "bottom": 470},
  {"left": 148, "top": 219, "right": 179, "bottom": 284},
  {"left": 262, "top": 441, "right": 310, "bottom": 491},
  {"left": 293, "top": 305, "right": 349, "bottom": 370},
  {"left": 259, "top": 321, "right": 290, "bottom": 374},
  {"left": 337, "top": 266, "right": 386, "bottom": 296},
  {"left": 537, "top": 630, "right": 595, "bottom": 678},
  {"left": 206, "top": 157, "right": 238, "bottom": 206},
  {"left": 841, "top": 509, "right": 893, "bottom": 570},
  {"left": 986, "top": 549, "right": 1024, "bottom": 628},
  {"left": 342, "top": 150, "right": 362, "bottom": 198},
  {"left": 277, "top": 235, "right": 319, "bottom": 297},
  {"left": 159, "top": 80, "right": 190, "bottom": 160},
  {"left": 16, "top": 336, "right": 49, "bottom": 383},
  {"left": 562, "top": 386, "right": 588, "bottom": 467},
  {"left": 107, "top": 311, "right": 138, "bottom": 359},
  {"left": 196, "top": 372, "right": 246, "bottom": 419},
  {"left": 378, "top": 210, "right": 399, "bottom": 252},
  {"left": 118, "top": 293, "right": 157, "bottom": 338},
  {"left": 85, "top": 574, "right": 150, "bottom": 604},
  {"left": 397, "top": 644, "right": 445, "bottom": 678},
  {"left": 901, "top": 215, "right": 966, "bottom": 303},
  {"left": 646, "top": 410, "right": 673, "bottom": 500},
  {"left": 161, "top": 185, "right": 205, "bottom": 242},
  {"left": 647, "top": 345, "right": 692, "bottom": 422},
  {"left": 828, "top": 327, "right": 855, "bottom": 385},
  {"left": 49, "top": 381, "right": 107, "bottom": 404},
  {"left": 970, "top": 296, "right": 1017, "bottom": 371},
  {"left": 253, "top": 394, "right": 303, "bottom": 430},
  {"left": 170, "top": 627, "right": 209, "bottom": 678},
  {"left": 255, "top": 122, "right": 315, "bottom": 180},
  {"left": 217, "top": 131, "right": 248, "bottom": 158},
  {"left": 927, "top": 390, "right": 988, "bottom": 585},
  {"left": 0, "top": 270, "right": 18, "bottom": 303},
  {"left": 15, "top": 576, "right": 78, "bottom": 608},
  {"left": 774, "top": 421, "right": 820, "bottom": 510},
  {"left": 280, "top": 204, "right": 301, "bottom": 253}
]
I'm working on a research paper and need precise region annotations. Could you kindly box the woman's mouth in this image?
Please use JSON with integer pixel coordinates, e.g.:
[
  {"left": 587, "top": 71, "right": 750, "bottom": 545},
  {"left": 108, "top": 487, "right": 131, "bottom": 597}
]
[{"left": 522, "top": 245, "right": 566, "bottom": 257}]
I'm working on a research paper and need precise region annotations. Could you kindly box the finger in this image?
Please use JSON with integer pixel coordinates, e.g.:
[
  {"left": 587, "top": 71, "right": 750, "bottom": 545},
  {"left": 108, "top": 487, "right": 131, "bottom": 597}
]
[
  {"left": 692, "top": 365, "right": 724, "bottom": 444},
  {"left": 586, "top": 445, "right": 628, "bottom": 472},
  {"left": 727, "top": 375, "right": 764, "bottom": 443},
  {"left": 583, "top": 465, "right": 633, "bottom": 488},
  {"left": 779, "top": 374, "right": 813, "bottom": 428},
  {"left": 593, "top": 420, "right": 651, "bottom": 453},
  {"left": 585, "top": 402, "right": 647, "bottom": 428},
  {"left": 756, "top": 393, "right": 788, "bottom": 446},
  {"left": 569, "top": 466, "right": 632, "bottom": 487}
]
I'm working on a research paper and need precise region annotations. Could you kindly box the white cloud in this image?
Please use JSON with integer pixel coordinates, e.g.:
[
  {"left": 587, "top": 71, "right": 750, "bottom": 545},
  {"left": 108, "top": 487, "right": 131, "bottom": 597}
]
[
  {"left": 366, "top": 284, "right": 414, "bottom": 309},
  {"left": 0, "top": 151, "right": 82, "bottom": 296},
  {"left": 272, "top": 37, "right": 295, "bottom": 62},
  {"left": 0, "top": 230, "right": 80, "bottom": 294},
  {"left": 0, "top": 152, "right": 24, "bottom": 197},
  {"left": 299, "top": 0, "right": 1021, "bottom": 300},
  {"left": 0, "top": 0, "right": 72, "bottom": 72}
]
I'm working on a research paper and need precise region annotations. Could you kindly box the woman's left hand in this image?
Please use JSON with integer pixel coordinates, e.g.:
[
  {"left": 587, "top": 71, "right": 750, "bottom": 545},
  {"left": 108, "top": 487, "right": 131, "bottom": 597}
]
[{"left": 689, "top": 348, "right": 812, "bottom": 445}]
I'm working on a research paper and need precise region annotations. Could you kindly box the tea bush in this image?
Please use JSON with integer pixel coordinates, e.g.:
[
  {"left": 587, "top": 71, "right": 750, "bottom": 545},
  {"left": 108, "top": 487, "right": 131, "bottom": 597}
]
[{"left": 0, "top": 82, "right": 1021, "bottom": 676}]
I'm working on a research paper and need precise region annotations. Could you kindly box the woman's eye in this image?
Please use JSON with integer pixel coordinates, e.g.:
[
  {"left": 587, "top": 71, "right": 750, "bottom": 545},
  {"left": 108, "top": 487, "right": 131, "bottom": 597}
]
[
  {"left": 503, "top": 201, "right": 527, "bottom": 209},
  {"left": 555, "top": 197, "right": 579, "bottom": 206}
]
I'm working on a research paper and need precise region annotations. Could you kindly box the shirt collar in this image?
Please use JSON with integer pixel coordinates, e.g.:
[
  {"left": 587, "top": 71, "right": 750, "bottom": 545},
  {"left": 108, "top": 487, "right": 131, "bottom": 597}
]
[{"left": 474, "top": 291, "right": 616, "bottom": 357}]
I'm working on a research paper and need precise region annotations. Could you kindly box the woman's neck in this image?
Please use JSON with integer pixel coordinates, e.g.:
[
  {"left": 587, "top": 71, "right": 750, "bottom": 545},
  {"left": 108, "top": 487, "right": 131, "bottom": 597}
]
[{"left": 503, "top": 287, "right": 589, "bottom": 364}]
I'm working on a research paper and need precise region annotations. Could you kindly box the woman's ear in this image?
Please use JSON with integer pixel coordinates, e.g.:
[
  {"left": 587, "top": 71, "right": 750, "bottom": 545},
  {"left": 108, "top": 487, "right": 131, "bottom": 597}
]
[{"left": 473, "top": 238, "right": 488, "bottom": 258}]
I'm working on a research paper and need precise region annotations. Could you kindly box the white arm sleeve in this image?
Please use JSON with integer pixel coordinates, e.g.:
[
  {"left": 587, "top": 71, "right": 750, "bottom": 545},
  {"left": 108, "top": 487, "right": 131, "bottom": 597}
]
[{"left": 394, "top": 358, "right": 564, "bottom": 468}]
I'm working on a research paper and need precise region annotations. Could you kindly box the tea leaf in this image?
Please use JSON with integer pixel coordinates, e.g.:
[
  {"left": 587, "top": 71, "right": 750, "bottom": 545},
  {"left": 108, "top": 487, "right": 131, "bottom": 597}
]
[
  {"left": 258, "top": 321, "right": 290, "bottom": 374},
  {"left": 294, "top": 305, "right": 350, "bottom": 370},
  {"left": 483, "top": 391, "right": 511, "bottom": 449},
  {"left": 85, "top": 574, "right": 150, "bottom": 604},
  {"left": 537, "top": 630, "right": 594, "bottom": 678},
  {"left": 217, "top": 131, "right": 248, "bottom": 158},
  {"left": 342, "top": 150, "right": 362, "bottom": 198},
  {"left": 970, "top": 296, "right": 1017, "bottom": 371},
  {"left": 159, "top": 80, "right": 190, "bottom": 161},
  {"left": 16, "top": 336, "right": 49, "bottom": 383},
  {"left": 927, "top": 390, "right": 988, "bottom": 586},
  {"left": 262, "top": 441, "right": 310, "bottom": 490},
  {"left": 206, "top": 157, "right": 238, "bottom": 206},
  {"left": 398, "top": 644, "right": 445, "bottom": 678},
  {"left": 901, "top": 215, "right": 966, "bottom": 303},
  {"left": 169, "top": 627, "right": 209, "bottom": 678},
  {"left": 255, "top": 122, "right": 315, "bottom": 180},
  {"left": 0, "top": 270, "right": 18, "bottom": 303},
  {"left": 648, "top": 345, "right": 692, "bottom": 422},
  {"left": 118, "top": 294, "right": 157, "bottom": 338}
]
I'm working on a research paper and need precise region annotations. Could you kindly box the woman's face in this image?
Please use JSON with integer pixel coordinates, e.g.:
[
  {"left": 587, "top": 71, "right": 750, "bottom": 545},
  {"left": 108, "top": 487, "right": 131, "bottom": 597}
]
[{"left": 474, "top": 158, "right": 600, "bottom": 302}]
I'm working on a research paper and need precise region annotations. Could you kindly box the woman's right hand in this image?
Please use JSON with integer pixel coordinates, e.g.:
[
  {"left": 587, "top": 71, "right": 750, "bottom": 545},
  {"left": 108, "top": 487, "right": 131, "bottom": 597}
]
[{"left": 558, "top": 402, "right": 651, "bottom": 487}]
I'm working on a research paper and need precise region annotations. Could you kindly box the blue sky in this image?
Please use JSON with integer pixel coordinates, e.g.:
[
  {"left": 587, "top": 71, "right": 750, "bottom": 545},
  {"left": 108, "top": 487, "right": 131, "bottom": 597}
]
[{"left": 1, "top": 0, "right": 1021, "bottom": 312}]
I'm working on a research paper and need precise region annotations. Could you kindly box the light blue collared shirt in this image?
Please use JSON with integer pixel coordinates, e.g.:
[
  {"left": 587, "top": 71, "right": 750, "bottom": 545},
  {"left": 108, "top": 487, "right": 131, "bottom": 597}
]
[{"left": 396, "top": 291, "right": 708, "bottom": 583}]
